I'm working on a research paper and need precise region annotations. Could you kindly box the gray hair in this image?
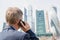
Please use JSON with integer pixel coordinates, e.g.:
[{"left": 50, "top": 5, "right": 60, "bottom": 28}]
[{"left": 6, "top": 7, "right": 23, "bottom": 25}]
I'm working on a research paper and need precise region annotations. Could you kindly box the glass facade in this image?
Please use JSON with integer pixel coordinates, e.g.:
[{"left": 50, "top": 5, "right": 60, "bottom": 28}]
[
  {"left": 24, "top": 8, "right": 27, "bottom": 21},
  {"left": 36, "top": 10, "right": 46, "bottom": 36},
  {"left": 51, "top": 20, "right": 59, "bottom": 35},
  {"left": 24, "top": 7, "right": 35, "bottom": 32},
  {"left": 3, "top": 22, "right": 6, "bottom": 29},
  {"left": 50, "top": 7, "right": 60, "bottom": 36}
]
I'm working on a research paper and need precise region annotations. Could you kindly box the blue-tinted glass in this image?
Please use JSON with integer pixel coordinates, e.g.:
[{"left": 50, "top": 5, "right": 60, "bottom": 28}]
[{"left": 36, "top": 10, "right": 46, "bottom": 36}]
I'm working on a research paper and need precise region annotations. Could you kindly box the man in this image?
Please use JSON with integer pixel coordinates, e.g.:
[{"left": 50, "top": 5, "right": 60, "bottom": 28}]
[{"left": 0, "top": 7, "right": 39, "bottom": 40}]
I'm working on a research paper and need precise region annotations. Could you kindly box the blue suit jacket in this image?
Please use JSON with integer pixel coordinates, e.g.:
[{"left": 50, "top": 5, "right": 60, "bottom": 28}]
[{"left": 0, "top": 26, "right": 39, "bottom": 40}]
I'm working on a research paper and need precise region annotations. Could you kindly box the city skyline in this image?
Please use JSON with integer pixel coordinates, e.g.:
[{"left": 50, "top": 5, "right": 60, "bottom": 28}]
[{"left": 0, "top": 0, "right": 60, "bottom": 34}]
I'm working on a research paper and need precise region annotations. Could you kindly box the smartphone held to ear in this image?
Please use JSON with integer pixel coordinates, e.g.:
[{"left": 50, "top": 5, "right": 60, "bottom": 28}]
[{"left": 18, "top": 20, "right": 25, "bottom": 27}]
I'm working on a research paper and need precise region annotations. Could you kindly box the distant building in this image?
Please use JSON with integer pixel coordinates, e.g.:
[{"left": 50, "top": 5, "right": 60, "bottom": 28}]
[
  {"left": 24, "top": 8, "right": 27, "bottom": 21},
  {"left": 3, "top": 22, "right": 6, "bottom": 29},
  {"left": 45, "top": 12, "right": 50, "bottom": 33},
  {"left": 49, "top": 6, "right": 60, "bottom": 36},
  {"left": 36, "top": 10, "right": 52, "bottom": 37},
  {"left": 36, "top": 10, "right": 46, "bottom": 36},
  {"left": 24, "top": 6, "right": 35, "bottom": 32}
]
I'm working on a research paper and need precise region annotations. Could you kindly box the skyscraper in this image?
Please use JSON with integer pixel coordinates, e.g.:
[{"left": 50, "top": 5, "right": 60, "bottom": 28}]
[
  {"left": 45, "top": 12, "right": 50, "bottom": 33},
  {"left": 36, "top": 10, "right": 46, "bottom": 36},
  {"left": 24, "top": 6, "right": 35, "bottom": 32},
  {"left": 27, "top": 6, "right": 35, "bottom": 32},
  {"left": 49, "top": 6, "right": 60, "bottom": 36},
  {"left": 24, "top": 8, "right": 27, "bottom": 21}
]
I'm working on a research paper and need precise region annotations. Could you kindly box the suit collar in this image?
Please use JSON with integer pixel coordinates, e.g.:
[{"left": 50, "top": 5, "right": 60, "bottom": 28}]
[{"left": 3, "top": 25, "right": 16, "bottom": 31}]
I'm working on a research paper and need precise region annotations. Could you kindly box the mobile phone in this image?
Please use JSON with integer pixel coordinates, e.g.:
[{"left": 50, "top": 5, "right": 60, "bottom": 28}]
[
  {"left": 22, "top": 21, "right": 25, "bottom": 25},
  {"left": 18, "top": 20, "right": 25, "bottom": 27}
]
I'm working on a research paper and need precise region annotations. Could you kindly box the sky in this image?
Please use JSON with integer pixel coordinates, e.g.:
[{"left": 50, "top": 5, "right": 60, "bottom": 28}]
[{"left": 0, "top": 0, "right": 60, "bottom": 31}]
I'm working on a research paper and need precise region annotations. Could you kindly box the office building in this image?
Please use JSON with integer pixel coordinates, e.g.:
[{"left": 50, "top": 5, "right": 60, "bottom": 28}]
[
  {"left": 36, "top": 10, "right": 46, "bottom": 36},
  {"left": 24, "top": 6, "right": 35, "bottom": 32}
]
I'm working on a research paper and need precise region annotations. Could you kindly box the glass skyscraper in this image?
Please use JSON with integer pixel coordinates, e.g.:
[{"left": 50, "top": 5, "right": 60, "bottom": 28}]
[
  {"left": 36, "top": 10, "right": 46, "bottom": 36},
  {"left": 24, "top": 6, "right": 35, "bottom": 32},
  {"left": 49, "top": 6, "right": 60, "bottom": 36},
  {"left": 24, "top": 8, "right": 27, "bottom": 21}
]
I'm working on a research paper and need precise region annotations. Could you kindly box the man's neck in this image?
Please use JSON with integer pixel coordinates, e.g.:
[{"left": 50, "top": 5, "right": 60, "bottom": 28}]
[
  {"left": 7, "top": 22, "right": 19, "bottom": 30},
  {"left": 12, "top": 24, "right": 19, "bottom": 30}
]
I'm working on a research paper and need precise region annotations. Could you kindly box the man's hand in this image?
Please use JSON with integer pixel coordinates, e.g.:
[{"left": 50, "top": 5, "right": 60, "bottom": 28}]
[{"left": 20, "top": 21, "right": 30, "bottom": 32}]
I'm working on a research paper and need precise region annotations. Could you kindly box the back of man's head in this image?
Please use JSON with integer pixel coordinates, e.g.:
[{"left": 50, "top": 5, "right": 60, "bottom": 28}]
[{"left": 6, "top": 7, "right": 23, "bottom": 25}]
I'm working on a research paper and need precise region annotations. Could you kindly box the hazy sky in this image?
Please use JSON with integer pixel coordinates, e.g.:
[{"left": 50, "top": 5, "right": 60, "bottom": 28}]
[{"left": 0, "top": 0, "right": 60, "bottom": 31}]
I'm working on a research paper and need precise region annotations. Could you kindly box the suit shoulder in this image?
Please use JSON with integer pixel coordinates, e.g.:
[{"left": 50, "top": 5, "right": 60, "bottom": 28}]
[
  {"left": 13, "top": 31, "right": 28, "bottom": 37},
  {"left": 14, "top": 31, "right": 29, "bottom": 40}
]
